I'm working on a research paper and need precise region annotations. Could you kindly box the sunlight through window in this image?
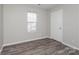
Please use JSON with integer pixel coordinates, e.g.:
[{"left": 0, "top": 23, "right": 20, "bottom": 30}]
[{"left": 27, "top": 12, "right": 37, "bottom": 32}]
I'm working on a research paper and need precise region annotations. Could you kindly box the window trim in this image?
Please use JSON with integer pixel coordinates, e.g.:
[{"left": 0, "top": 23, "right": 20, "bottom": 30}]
[{"left": 27, "top": 12, "right": 37, "bottom": 32}]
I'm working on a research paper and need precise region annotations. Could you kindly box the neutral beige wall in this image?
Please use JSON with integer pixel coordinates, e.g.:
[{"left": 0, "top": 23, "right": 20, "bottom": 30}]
[
  {"left": 0, "top": 4, "right": 3, "bottom": 52},
  {"left": 51, "top": 4, "right": 79, "bottom": 49},
  {"left": 3, "top": 4, "right": 50, "bottom": 45}
]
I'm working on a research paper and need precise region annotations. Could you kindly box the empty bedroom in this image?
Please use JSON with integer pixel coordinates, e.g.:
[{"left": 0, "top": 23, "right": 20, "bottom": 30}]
[{"left": 0, "top": 4, "right": 79, "bottom": 55}]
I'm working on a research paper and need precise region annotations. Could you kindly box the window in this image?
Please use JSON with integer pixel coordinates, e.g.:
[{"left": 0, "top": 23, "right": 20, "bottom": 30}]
[{"left": 27, "top": 12, "right": 37, "bottom": 32}]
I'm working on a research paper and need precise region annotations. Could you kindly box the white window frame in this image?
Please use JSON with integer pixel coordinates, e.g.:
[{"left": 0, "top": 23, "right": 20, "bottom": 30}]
[{"left": 27, "top": 12, "right": 37, "bottom": 32}]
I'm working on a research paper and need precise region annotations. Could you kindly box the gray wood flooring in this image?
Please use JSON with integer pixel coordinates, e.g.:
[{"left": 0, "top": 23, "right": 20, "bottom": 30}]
[{"left": 1, "top": 38, "right": 79, "bottom": 55}]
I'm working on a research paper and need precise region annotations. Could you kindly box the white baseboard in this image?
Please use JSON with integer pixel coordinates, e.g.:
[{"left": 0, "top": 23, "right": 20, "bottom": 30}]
[
  {"left": 62, "top": 42, "right": 79, "bottom": 50},
  {"left": 50, "top": 37, "right": 63, "bottom": 43},
  {"left": 3, "top": 36, "right": 49, "bottom": 47},
  {"left": 0, "top": 46, "right": 4, "bottom": 54},
  {"left": 3, "top": 36, "right": 79, "bottom": 52},
  {"left": 50, "top": 37, "right": 79, "bottom": 50}
]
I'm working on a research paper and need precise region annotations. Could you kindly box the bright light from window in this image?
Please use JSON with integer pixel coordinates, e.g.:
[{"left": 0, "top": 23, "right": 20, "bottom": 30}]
[{"left": 27, "top": 12, "right": 37, "bottom": 32}]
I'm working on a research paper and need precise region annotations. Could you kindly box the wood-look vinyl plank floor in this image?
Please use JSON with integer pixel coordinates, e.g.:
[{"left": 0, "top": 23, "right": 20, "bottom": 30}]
[{"left": 1, "top": 38, "right": 79, "bottom": 55}]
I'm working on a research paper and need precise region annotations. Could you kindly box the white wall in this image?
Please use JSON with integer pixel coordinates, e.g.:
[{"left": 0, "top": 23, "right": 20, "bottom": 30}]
[
  {"left": 0, "top": 5, "right": 3, "bottom": 52},
  {"left": 50, "top": 4, "right": 79, "bottom": 49},
  {"left": 63, "top": 5, "right": 79, "bottom": 48},
  {"left": 3, "top": 4, "right": 50, "bottom": 45},
  {"left": 4, "top": 4, "right": 79, "bottom": 50},
  {"left": 50, "top": 9, "right": 63, "bottom": 42}
]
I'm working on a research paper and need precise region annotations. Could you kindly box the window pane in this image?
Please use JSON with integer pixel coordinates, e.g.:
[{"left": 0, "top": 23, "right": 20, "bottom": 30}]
[
  {"left": 27, "top": 12, "right": 37, "bottom": 22},
  {"left": 27, "top": 23, "right": 36, "bottom": 32}
]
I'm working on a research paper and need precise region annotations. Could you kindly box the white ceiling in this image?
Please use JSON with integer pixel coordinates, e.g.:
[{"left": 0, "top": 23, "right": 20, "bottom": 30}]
[{"left": 34, "top": 4, "right": 56, "bottom": 10}]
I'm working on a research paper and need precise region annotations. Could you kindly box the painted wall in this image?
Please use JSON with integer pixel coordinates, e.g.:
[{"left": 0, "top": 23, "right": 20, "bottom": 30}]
[
  {"left": 63, "top": 5, "right": 79, "bottom": 48},
  {"left": 3, "top": 4, "right": 50, "bottom": 45},
  {"left": 4, "top": 4, "right": 79, "bottom": 49},
  {"left": 50, "top": 4, "right": 79, "bottom": 49},
  {"left": 50, "top": 9, "right": 63, "bottom": 42},
  {"left": 0, "top": 5, "right": 3, "bottom": 51}
]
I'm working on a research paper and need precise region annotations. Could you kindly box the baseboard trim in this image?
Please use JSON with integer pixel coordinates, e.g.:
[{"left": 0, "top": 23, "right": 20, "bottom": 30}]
[
  {"left": 50, "top": 37, "right": 63, "bottom": 44},
  {"left": 62, "top": 42, "right": 79, "bottom": 50},
  {"left": 0, "top": 46, "right": 4, "bottom": 54},
  {"left": 3, "top": 37, "right": 79, "bottom": 51},
  {"left": 50, "top": 37, "right": 79, "bottom": 50},
  {"left": 3, "top": 36, "right": 49, "bottom": 47}
]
